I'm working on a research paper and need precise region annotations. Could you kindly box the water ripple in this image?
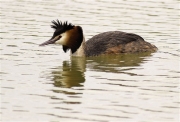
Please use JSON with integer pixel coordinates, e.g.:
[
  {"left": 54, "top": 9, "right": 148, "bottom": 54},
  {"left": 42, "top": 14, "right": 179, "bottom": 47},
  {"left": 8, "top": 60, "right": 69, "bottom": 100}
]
[{"left": 1, "top": 0, "right": 179, "bottom": 121}]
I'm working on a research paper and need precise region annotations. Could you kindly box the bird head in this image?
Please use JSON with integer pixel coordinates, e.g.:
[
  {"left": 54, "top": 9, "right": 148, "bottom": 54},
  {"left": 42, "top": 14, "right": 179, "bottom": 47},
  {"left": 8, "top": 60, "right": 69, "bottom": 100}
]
[{"left": 40, "top": 20, "right": 83, "bottom": 54}]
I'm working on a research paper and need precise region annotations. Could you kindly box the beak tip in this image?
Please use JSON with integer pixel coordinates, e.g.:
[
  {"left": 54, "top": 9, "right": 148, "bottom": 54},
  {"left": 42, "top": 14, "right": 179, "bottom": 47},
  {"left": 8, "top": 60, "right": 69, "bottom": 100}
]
[{"left": 39, "top": 44, "right": 44, "bottom": 46}]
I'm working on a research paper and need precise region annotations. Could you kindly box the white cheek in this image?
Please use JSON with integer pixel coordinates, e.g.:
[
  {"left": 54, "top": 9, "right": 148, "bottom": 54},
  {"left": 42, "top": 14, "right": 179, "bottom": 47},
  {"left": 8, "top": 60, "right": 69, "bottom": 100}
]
[
  {"left": 55, "top": 33, "right": 68, "bottom": 45},
  {"left": 55, "top": 37, "right": 65, "bottom": 45}
]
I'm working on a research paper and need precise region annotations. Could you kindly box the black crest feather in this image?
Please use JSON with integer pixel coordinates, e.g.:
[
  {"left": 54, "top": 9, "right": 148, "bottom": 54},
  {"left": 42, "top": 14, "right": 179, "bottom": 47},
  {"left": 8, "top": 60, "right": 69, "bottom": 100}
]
[{"left": 51, "top": 19, "right": 74, "bottom": 33}]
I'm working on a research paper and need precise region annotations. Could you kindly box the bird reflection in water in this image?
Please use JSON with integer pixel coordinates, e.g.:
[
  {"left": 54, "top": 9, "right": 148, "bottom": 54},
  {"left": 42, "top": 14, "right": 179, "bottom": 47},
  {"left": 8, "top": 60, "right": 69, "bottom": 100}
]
[
  {"left": 50, "top": 52, "right": 153, "bottom": 88},
  {"left": 51, "top": 57, "right": 86, "bottom": 88},
  {"left": 86, "top": 52, "right": 153, "bottom": 74}
]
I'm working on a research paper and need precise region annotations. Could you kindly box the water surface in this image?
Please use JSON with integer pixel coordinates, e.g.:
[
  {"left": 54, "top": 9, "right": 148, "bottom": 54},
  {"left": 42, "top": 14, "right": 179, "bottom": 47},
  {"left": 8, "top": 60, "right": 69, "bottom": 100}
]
[{"left": 1, "top": 0, "right": 179, "bottom": 122}]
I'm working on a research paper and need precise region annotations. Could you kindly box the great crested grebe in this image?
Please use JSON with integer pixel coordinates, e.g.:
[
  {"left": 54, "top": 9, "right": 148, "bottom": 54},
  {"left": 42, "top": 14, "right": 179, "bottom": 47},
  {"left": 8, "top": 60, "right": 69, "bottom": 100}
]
[{"left": 40, "top": 20, "right": 157, "bottom": 57}]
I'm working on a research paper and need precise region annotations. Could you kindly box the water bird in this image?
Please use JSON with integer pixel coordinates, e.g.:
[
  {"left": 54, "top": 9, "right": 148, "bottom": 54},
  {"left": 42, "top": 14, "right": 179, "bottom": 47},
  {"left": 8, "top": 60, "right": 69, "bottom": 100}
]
[{"left": 40, "top": 20, "right": 157, "bottom": 57}]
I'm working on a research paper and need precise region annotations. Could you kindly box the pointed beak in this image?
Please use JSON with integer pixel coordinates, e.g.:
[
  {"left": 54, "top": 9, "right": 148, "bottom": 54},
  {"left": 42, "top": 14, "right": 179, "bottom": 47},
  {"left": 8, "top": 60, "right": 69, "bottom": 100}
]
[{"left": 39, "top": 36, "right": 61, "bottom": 46}]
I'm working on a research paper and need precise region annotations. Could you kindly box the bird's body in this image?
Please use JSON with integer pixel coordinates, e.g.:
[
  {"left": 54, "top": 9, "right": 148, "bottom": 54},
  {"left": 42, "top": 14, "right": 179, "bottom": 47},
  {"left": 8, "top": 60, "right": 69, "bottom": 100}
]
[
  {"left": 85, "top": 31, "right": 157, "bottom": 56},
  {"left": 40, "top": 20, "right": 157, "bottom": 57}
]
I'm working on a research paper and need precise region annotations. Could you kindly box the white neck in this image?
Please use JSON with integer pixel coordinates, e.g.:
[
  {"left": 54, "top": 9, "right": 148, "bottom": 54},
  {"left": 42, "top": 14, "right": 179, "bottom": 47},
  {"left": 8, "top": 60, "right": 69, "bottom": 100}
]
[{"left": 71, "top": 37, "right": 86, "bottom": 57}]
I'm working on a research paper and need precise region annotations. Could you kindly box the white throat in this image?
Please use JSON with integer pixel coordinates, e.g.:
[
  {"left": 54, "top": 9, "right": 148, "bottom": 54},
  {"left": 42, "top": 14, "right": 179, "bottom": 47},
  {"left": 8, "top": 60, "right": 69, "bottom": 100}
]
[{"left": 71, "top": 37, "right": 85, "bottom": 57}]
